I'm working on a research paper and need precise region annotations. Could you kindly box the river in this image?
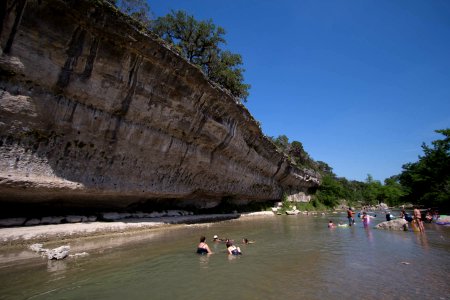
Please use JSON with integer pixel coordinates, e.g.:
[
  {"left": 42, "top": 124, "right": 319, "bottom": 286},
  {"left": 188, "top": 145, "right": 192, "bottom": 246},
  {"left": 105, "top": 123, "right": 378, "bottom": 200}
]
[{"left": 0, "top": 212, "right": 449, "bottom": 300}]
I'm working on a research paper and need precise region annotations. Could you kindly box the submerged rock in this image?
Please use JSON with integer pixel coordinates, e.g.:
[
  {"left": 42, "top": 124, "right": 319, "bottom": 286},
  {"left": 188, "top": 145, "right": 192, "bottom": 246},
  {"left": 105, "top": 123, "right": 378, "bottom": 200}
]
[{"left": 29, "top": 243, "right": 45, "bottom": 253}]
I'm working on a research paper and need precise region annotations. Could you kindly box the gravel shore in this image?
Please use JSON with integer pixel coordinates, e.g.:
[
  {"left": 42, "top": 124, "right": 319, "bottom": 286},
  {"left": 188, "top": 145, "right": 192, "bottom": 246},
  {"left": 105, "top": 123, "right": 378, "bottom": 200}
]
[{"left": 0, "top": 212, "right": 274, "bottom": 247}]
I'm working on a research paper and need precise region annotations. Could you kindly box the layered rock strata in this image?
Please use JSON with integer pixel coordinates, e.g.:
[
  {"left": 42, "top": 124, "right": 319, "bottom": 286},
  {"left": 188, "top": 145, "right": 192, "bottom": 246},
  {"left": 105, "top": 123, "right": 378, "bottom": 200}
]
[{"left": 0, "top": 0, "right": 320, "bottom": 216}]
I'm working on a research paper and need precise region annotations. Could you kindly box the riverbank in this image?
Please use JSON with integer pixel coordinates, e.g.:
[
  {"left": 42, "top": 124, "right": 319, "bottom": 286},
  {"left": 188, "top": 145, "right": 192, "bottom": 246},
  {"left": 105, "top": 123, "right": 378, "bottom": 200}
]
[{"left": 0, "top": 212, "right": 274, "bottom": 248}]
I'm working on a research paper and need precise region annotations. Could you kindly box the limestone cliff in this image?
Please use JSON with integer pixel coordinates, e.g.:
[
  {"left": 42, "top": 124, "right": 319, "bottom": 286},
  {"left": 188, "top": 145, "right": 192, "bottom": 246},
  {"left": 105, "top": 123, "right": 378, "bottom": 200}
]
[{"left": 0, "top": 0, "right": 320, "bottom": 216}]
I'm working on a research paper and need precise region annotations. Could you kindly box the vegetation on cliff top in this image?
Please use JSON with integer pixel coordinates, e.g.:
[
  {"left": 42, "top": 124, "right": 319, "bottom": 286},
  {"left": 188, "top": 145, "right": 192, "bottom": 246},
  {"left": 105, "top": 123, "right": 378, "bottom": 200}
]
[{"left": 110, "top": 0, "right": 250, "bottom": 102}]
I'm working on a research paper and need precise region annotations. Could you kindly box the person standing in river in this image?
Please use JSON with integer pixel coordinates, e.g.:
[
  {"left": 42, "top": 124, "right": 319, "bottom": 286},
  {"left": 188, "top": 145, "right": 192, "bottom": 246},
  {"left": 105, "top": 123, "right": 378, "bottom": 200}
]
[
  {"left": 196, "top": 236, "right": 212, "bottom": 254},
  {"left": 362, "top": 212, "right": 370, "bottom": 228},
  {"left": 413, "top": 208, "right": 425, "bottom": 232},
  {"left": 347, "top": 207, "right": 355, "bottom": 226}
]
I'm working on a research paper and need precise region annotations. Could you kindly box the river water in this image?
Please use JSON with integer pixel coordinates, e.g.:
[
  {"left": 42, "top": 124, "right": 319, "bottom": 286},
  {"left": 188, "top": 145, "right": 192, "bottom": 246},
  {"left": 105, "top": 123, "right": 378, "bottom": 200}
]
[{"left": 0, "top": 212, "right": 449, "bottom": 300}]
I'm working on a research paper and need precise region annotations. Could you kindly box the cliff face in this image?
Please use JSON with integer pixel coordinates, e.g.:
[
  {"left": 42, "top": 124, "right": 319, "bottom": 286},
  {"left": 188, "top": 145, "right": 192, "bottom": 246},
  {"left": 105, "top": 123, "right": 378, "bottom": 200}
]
[{"left": 0, "top": 0, "right": 319, "bottom": 215}]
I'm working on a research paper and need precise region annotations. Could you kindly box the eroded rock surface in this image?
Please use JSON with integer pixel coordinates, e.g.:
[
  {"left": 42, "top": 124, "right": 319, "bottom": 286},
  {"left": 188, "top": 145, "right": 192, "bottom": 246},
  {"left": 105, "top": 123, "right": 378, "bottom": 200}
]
[{"left": 0, "top": 0, "right": 320, "bottom": 216}]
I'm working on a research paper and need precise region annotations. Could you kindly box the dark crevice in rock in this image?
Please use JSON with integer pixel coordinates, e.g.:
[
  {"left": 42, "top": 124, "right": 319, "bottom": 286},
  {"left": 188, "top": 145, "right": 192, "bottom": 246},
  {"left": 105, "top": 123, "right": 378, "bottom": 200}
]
[
  {"left": 3, "top": 0, "right": 27, "bottom": 54},
  {"left": 272, "top": 159, "right": 284, "bottom": 179},
  {"left": 81, "top": 36, "right": 99, "bottom": 80},
  {"left": 210, "top": 120, "right": 236, "bottom": 163},
  {"left": 56, "top": 26, "right": 86, "bottom": 89}
]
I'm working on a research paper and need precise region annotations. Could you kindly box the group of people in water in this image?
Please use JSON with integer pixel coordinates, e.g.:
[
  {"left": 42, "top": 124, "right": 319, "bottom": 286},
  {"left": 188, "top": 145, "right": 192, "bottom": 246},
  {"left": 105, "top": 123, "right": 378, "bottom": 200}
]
[
  {"left": 328, "top": 211, "right": 376, "bottom": 228},
  {"left": 328, "top": 207, "right": 374, "bottom": 228},
  {"left": 328, "top": 207, "right": 438, "bottom": 233},
  {"left": 196, "top": 235, "right": 254, "bottom": 255}
]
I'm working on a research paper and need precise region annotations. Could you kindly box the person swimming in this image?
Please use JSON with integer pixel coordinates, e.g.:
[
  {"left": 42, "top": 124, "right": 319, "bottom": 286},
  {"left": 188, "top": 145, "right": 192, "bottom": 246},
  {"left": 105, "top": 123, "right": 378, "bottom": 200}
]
[
  {"left": 226, "top": 241, "right": 242, "bottom": 255},
  {"left": 196, "top": 236, "right": 212, "bottom": 254},
  {"left": 242, "top": 238, "right": 255, "bottom": 244},
  {"left": 328, "top": 220, "right": 336, "bottom": 228}
]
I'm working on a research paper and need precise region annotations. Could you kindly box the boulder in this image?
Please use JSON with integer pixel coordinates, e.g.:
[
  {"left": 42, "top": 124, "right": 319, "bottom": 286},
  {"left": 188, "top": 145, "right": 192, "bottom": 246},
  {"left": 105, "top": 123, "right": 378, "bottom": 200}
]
[
  {"left": 41, "top": 216, "right": 64, "bottom": 224},
  {"left": 29, "top": 243, "right": 46, "bottom": 253},
  {"left": 24, "top": 218, "right": 41, "bottom": 226},
  {"left": 47, "top": 245, "right": 70, "bottom": 260},
  {"left": 376, "top": 218, "right": 408, "bottom": 231},
  {"left": 65, "top": 215, "right": 86, "bottom": 223},
  {"left": 87, "top": 216, "right": 97, "bottom": 222},
  {"left": 0, "top": 217, "right": 26, "bottom": 227},
  {"left": 166, "top": 210, "right": 182, "bottom": 217},
  {"left": 149, "top": 212, "right": 165, "bottom": 218},
  {"left": 101, "top": 212, "right": 121, "bottom": 221}
]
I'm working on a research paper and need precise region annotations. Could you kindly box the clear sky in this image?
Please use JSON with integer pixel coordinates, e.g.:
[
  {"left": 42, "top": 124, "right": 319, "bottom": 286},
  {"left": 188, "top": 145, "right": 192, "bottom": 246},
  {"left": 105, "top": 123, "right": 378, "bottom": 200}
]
[{"left": 148, "top": 0, "right": 450, "bottom": 182}]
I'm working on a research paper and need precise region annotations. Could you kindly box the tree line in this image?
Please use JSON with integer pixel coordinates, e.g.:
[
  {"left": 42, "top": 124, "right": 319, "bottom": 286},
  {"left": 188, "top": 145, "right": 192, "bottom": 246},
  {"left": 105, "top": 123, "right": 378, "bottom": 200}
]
[
  {"left": 109, "top": 0, "right": 250, "bottom": 102},
  {"left": 271, "top": 129, "right": 449, "bottom": 212}
]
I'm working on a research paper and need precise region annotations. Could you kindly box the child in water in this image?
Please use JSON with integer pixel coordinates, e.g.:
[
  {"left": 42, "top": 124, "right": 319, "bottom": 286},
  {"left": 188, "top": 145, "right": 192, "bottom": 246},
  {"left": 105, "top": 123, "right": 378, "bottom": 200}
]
[{"left": 328, "top": 220, "right": 336, "bottom": 228}]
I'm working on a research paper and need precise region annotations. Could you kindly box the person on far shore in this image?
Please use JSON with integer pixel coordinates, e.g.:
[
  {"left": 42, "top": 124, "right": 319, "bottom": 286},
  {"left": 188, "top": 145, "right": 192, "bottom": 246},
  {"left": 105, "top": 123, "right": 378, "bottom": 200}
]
[
  {"left": 328, "top": 220, "right": 336, "bottom": 228},
  {"left": 196, "top": 236, "right": 212, "bottom": 254},
  {"left": 226, "top": 241, "right": 242, "bottom": 255}
]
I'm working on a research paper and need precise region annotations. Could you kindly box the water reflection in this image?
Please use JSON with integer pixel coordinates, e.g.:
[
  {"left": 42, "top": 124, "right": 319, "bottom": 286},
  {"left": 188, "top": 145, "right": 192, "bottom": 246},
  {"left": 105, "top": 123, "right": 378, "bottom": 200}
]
[
  {"left": 364, "top": 227, "right": 373, "bottom": 243},
  {"left": 198, "top": 254, "right": 210, "bottom": 267},
  {"left": 227, "top": 254, "right": 241, "bottom": 262},
  {"left": 47, "top": 260, "right": 67, "bottom": 273},
  {"left": 415, "top": 232, "right": 429, "bottom": 251}
]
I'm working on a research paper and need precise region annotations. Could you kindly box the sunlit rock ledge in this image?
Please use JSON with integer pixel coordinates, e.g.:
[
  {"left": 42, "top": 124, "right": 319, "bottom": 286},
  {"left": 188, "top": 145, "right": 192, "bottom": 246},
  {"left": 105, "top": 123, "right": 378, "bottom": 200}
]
[{"left": 0, "top": 0, "right": 320, "bottom": 216}]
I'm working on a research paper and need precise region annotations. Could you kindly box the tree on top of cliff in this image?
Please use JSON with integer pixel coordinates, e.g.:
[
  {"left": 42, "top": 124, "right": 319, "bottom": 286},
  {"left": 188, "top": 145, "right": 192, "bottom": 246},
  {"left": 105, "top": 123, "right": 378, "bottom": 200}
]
[
  {"left": 270, "top": 135, "right": 317, "bottom": 170},
  {"left": 109, "top": 3, "right": 250, "bottom": 101},
  {"left": 151, "top": 10, "right": 250, "bottom": 102},
  {"left": 110, "top": 0, "right": 152, "bottom": 27}
]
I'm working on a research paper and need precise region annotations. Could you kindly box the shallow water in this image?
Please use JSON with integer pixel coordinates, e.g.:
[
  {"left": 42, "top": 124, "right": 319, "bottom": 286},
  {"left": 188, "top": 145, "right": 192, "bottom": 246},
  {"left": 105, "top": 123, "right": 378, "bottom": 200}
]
[{"left": 0, "top": 213, "right": 449, "bottom": 300}]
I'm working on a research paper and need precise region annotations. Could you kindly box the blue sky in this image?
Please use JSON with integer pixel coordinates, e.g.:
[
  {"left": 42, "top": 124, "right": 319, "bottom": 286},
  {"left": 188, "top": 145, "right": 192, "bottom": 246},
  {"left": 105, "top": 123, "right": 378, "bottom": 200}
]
[{"left": 148, "top": 0, "right": 450, "bottom": 182}]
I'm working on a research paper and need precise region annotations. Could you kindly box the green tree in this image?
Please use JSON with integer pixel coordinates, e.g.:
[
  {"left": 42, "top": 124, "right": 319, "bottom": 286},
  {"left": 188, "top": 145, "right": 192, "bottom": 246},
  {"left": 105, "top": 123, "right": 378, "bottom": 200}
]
[
  {"left": 269, "top": 135, "right": 318, "bottom": 169},
  {"left": 112, "top": 0, "right": 152, "bottom": 26},
  {"left": 289, "top": 141, "right": 309, "bottom": 165},
  {"left": 271, "top": 135, "right": 289, "bottom": 151},
  {"left": 207, "top": 51, "right": 250, "bottom": 100},
  {"left": 316, "top": 161, "right": 334, "bottom": 176},
  {"left": 362, "top": 174, "right": 383, "bottom": 205},
  {"left": 315, "top": 174, "right": 345, "bottom": 208},
  {"left": 399, "top": 129, "right": 450, "bottom": 211},
  {"left": 151, "top": 10, "right": 250, "bottom": 101},
  {"left": 378, "top": 175, "right": 405, "bottom": 207}
]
